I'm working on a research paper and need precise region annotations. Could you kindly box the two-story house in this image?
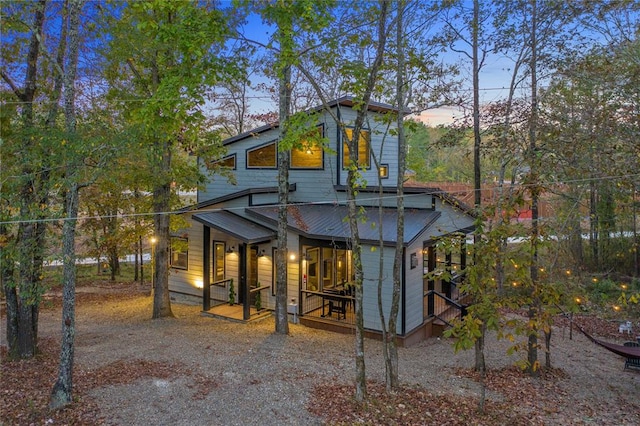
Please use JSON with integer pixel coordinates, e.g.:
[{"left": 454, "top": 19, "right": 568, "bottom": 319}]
[{"left": 168, "top": 96, "right": 475, "bottom": 345}]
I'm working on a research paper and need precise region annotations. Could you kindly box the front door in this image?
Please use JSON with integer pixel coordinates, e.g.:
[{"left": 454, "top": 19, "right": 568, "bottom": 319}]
[{"left": 240, "top": 246, "right": 258, "bottom": 304}]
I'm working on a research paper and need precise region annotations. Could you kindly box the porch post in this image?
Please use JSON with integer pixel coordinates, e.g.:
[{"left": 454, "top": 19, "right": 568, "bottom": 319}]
[
  {"left": 427, "top": 246, "right": 435, "bottom": 316},
  {"left": 203, "top": 226, "right": 211, "bottom": 311},
  {"left": 240, "top": 244, "right": 250, "bottom": 320}
]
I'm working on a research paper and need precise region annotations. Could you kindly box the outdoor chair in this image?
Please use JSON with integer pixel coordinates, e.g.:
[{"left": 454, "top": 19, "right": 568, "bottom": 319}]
[{"left": 623, "top": 341, "right": 640, "bottom": 371}]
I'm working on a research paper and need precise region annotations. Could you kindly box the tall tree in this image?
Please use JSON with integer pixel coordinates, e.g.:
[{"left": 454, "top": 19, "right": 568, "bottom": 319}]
[
  {"left": 294, "top": 0, "right": 391, "bottom": 401},
  {"left": 249, "top": 0, "right": 335, "bottom": 334},
  {"left": 489, "top": 0, "right": 583, "bottom": 374},
  {"left": 385, "top": 0, "right": 406, "bottom": 391},
  {"left": 49, "top": 0, "right": 83, "bottom": 408},
  {"left": 1, "top": 0, "right": 52, "bottom": 359},
  {"left": 105, "top": 1, "right": 234, "bottom": 318}
]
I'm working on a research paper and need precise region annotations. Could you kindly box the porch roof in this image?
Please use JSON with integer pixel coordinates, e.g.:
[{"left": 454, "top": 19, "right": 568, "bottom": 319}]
[
  {"left": 245, "top": 204, "right": 442, "bottom": 246},
  {"left": 192, "top": 211, "right": 276, "bottom": 244}
]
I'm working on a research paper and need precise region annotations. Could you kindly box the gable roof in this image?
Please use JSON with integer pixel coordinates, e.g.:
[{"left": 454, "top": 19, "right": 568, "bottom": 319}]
[{"left": 222, "top": 96, "right": 405, "bottom": 146}]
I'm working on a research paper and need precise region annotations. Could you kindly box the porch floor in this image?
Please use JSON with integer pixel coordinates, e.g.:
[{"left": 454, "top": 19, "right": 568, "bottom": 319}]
[{"left": 202, "top": 304, "right": 272, "bottom": 323}]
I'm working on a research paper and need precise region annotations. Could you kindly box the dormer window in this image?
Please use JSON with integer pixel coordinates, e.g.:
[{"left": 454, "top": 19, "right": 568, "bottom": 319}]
[
  {"left": 342, "top": 128, "right": 370, "bottom": 169},
  {"left": 247, "top": 141, "right": 277, "bottom": 168}
]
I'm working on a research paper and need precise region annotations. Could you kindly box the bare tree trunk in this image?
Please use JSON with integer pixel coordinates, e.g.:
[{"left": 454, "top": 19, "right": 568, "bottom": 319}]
[
  {"left": 471, "top": 0, "right": 487, "bottom": 377},
  {"left": 476, "top": 322, "right": 487, "bottom": 412},
  {"left": 544, "top": 327, "right": 552, "bottom": 369},
  {"left": 134, "top": 237, "right": 140, "bottom": 282},
  {"left": 275, "top": 60, "right": 291, "bottom": 335},
  {"left": 50, "top": 0, "right": 82, "bottom": 408},
  {"left": 384, "top": 0, "right": 406, "bottom": 392},
  {"left": 4, "top": 0, "right": 48, "bottom": 359},
  {"left": 348, "top": 193, "right": 367, "bottom": 403},
  {"left": 152, "top": 140, "right": 174, "bottom": 318},
  {"left": 1, "top": 223, "right": 18, "bottom": 357},
  {"left": 50, "top": 184, "right": 80, "bottom": 409},
  {"left": 526, "top": 0, "right": 540, "bottom": 377}
]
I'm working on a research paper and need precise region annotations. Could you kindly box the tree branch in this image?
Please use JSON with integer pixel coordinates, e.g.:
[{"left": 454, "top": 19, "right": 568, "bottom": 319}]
[{"left": 0, "top": 69, "right": 25, "bottom": 100}]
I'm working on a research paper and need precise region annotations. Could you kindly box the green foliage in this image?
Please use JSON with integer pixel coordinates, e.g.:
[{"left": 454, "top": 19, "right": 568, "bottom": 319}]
[
  {"left": 279, "top": 112, "right": 327, "bottom": 152},
  {"left": 104, "top": 0, "right": 234, "bottom": 190},
  {"left": 229, "top": 278, "right": 236, "bottom": 305},
  {"left": 586, "top": 278, "right": 622, "bottom": 304}
]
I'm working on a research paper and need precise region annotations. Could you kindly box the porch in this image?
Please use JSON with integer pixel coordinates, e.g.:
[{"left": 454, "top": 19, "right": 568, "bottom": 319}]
[
  {"left": 202, "top": 303, "right": 271, "bottom": 323},
  {"left": 202, "top": 278, "right": 272, "bottom": 322}
]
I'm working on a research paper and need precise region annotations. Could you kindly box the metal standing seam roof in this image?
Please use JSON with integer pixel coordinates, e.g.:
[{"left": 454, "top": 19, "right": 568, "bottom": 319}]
[
  {"left": 245, "top": 204, "right": 442, "bottom": 246},
  {"left": 192, "top": 211, "right": 276, "bottom": 244}
]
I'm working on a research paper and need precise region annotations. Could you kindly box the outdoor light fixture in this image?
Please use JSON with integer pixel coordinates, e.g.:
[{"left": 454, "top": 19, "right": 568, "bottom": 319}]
[
  {"left": 304, "top": 251, "right": 312, "bottom": 261},
  {"left": 258, "top": 249, "right": 265, "bottom": 257},
  {"left": 226, "top": 245, "right": 235, "bottom": 253},
  {"left": 289, "top": 253, "right": 296, "bottom": 261}
]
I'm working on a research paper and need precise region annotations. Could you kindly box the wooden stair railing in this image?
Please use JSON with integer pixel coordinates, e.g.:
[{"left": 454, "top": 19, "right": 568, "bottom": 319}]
[{"left": 425, "top": 290, "right": 467, "bottom": 327}]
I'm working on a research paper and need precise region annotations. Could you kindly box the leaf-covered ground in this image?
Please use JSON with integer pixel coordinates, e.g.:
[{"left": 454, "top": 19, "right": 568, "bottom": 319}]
[{"left": 1, "top": 283, "right": 639, "bottom": 425}]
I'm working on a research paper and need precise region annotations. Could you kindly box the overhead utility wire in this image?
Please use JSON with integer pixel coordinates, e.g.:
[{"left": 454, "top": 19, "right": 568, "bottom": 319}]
[
  {"left": 0, "top": 87, "right": 545, "bottom": 106},
  {"left": 2, "top": 171, "right": 639, "bottom": 226}
]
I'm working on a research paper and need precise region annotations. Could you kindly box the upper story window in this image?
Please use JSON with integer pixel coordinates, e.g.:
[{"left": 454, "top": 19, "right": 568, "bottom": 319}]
[
  {"left": 207, "top": 154, "right": 236, "bottom": 170},
  {"left": 291, "top": 126, "right": 324, "bottom": 169},
  {"left": 247, "top": 141, "right": 277, "bottom": 168},
  {"left": 170, "top": 236, "right": 188, "bottom": 270},
  {"left": 342, "top": 128, "right": 370, "bottom": 169}
]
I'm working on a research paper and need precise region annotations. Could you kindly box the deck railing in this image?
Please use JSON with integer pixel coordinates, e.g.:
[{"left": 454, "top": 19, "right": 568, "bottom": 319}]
[
  {"left": 210, "top": 278, "right": 234, "bottom": 304},
  {"left": 249, "top": 285, "right": 270, "bottom": 312},
  {"left": 300, "top": 289, "right": 355, "bottom": 325}
]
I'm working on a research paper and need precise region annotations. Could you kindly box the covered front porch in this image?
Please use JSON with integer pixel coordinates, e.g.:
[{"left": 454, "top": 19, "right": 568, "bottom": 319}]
[{"left": 193, "top": 210, "right": 276, "bottom": 321}]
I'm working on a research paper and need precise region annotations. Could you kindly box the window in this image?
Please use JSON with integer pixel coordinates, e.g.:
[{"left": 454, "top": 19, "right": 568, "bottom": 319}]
[
  {"left": 343, "top": 128, "right": 370, "bottom": 169},
  {"left": 291, "top": 126, "right": 324, "bottom": 169},
  {"left": 170, "top": 237, "right": 188, "bottom": 270},
  {"left": 379, "top": 164, "right": 389, "bottom": 178},
  {"left": 247, "top": 141, "right": 277, "bottom": 168},
  {"left": 212, "top": 242, "right": 225, "bottom": 283},
  {"left": 303, "top": 246, "right": 352, "bottom": 292},
  {"left": 206, "top": 154, "right": 236, "bottom": 170},
  {"left": 272, "top": 247, "right": 278, "bottom": 296}
]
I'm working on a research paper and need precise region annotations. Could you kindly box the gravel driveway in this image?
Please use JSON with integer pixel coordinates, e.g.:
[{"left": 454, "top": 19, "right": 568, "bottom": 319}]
[{"left": 33, "top": 292, "right": 640, "bottom": 426}]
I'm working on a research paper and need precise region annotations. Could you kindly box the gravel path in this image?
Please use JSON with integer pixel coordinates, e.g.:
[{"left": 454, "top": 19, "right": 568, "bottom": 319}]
[{"left": 34, "top": 293, "right": 640, "bottom": 425}]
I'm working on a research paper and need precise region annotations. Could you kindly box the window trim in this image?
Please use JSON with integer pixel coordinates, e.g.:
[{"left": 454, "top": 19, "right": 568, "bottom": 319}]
[{"left": 246, "top": 140, "right": 277, "bottom": 169}]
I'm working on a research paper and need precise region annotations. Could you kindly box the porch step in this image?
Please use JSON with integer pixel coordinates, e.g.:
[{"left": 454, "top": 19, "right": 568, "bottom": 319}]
[
  {"left": 201, "top": 306, "right": 272, "bottom": 324},
  {"left": 431, "top": 320, "right": 447, "bottom": 338}
]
